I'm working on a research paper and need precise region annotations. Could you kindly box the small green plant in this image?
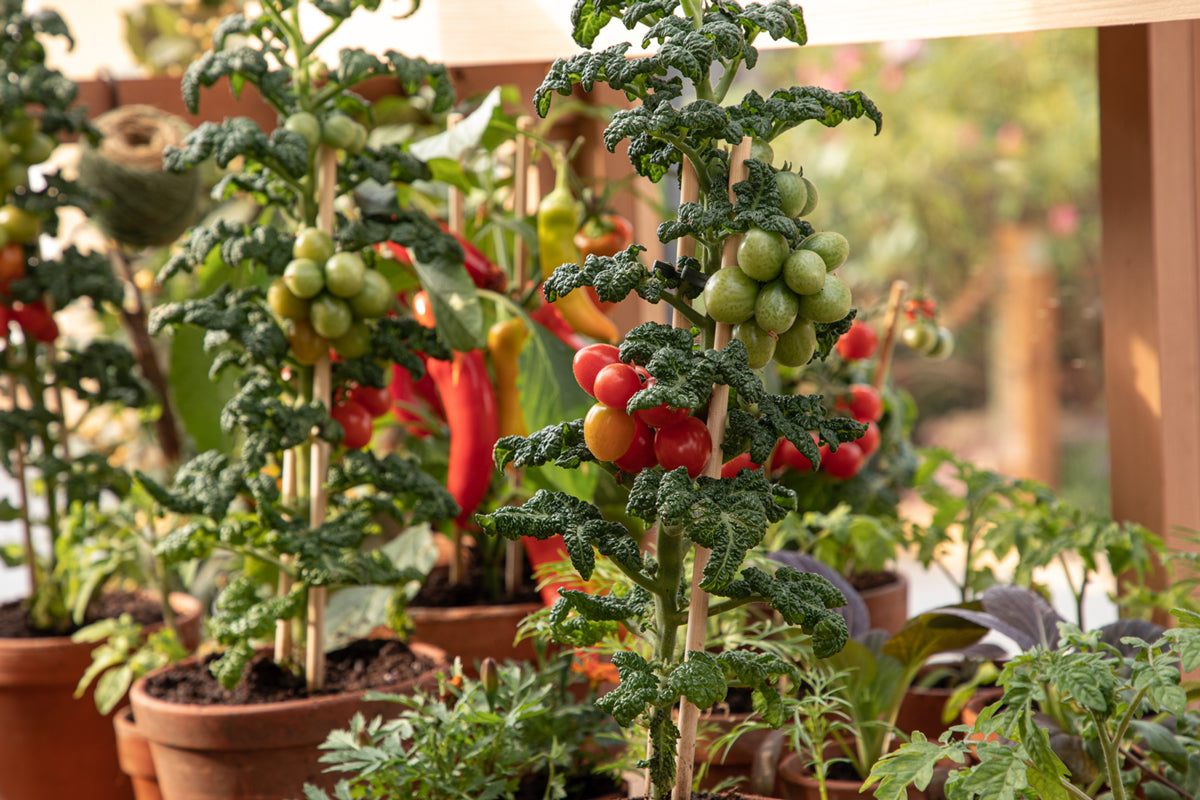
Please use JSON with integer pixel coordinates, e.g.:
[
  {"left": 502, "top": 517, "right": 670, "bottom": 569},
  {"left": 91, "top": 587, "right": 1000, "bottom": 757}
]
[
  {"left": 867, "top": 614, "right": 1200, "bottom": 800},
  {"left": 303, "top": 655, "right": 622, "bottom": 800},
  {"left": 770, "top": 504, "right": 907, "bottom": 581}
]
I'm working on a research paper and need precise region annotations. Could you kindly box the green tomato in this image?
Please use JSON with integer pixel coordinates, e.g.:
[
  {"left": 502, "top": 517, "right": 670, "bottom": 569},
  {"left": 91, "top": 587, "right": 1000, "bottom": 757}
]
[
  {"left": 283, "top": 257, "right": 325, "bottom": 299},
  {"left": 796, "top": 273, "right": 852, "bottom": 324},
  {"left": 901, "top": 322, "right": 937, "bottom": 352},
  {"left": 774, "top": 318, "right": 817, "bottom": 367},
  {"left": 3, "top": 116, "right": 37, "bottom": 147},
  {"left": 702, "top": 265, "right": 759, "bottom": 325},
  {"left": 782, "top": 249, "right": 826, "bottom": 296},
  {"left": 267, "top": 279, "right": 309, "bottom": 320},
  {"left": 322, "top": 113, "right": 366, "bottom": 153},
  {"left": 927, "top": 326, "right": 956, "bottom": 360},
  {"left": 776, "top": 171, "right": 808, "bottom": 218},
  {"left": 287, "top": 319, "right": 328, "bottom": 365},
  {"left": 284, "top": 112, "right": 322, "bottom": 150},
  {"left": 323, "top": 251, "right": 366, "bottom": 298},
  {"left": 737, "top": 227, "right": 789, "bottom": 282},
  {"left": 310, "top": 293, "right": 353, "bottom": 339},
  {"left": 293, "top": 226, "right": 335, "bottom": 262},
  {"left": 332, "top": 320, "right": 371, "bottom": 359},
  {"left": 749, "top": 138, "right": 774, "bottom": 165},
  {"left": 349, "top": 269, "right": 393, "bottom": 318},
  {"left": 753, "top": 279, "right": 800, "bottom": 334},
  {"left": 0, "top": 204, "right": 40, "bottom": 244},
  {"left": 0, "top": 161, "right": 28, "bottom": 194},
  {"left": 18, "top": 132, "right": 54, "bottom": 166},
  {"left": 797, "top": 176, "right": 819, "bottom": 217},
  {"left": 733, "top": 320, "right": 776, "bottom": 369},
  {"left": 799, "top": 231, "right": 850, "bottom": 272}
]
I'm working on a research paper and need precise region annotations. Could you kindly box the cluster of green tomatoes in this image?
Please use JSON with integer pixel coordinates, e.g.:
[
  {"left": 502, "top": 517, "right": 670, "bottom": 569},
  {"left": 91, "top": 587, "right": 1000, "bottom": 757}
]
[
  {"left": 0, "top": 112, "right": 54, "bottom": 195},
  {"left": 703, "top": 171, "right": 852, "bottom": 369},
  {"left": 268, "top": 228, "right": 393, "bottom": 362}
]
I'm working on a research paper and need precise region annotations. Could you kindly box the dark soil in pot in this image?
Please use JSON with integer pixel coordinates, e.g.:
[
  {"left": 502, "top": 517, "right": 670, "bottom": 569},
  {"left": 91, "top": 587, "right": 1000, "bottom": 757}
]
[
  {"left": 518, "top": 770, "right": 623, "bottom": 800},
  {"left": 142, "top": 638, "right": 435, "bottom": 705},
  {"left": 411, "top": 557, "right": 541, "bottom": 607},
  {"left": 0, "top": 589, "right": 166, "bottom": 637}
]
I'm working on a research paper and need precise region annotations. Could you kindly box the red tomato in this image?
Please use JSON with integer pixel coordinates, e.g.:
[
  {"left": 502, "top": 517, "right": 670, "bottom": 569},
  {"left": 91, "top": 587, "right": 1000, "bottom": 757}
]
[
  {"left": 857, "top": 421, "right": 881, "bottom": 457},
  {"left": 819, "top": 441, "right": 865, "bottom": 480},
  {"left": 0, "top": 304, "right": 8, "bottom": 330},
  {"left": 632, "top": 376, "right": 689, "bottom": 428},
  {"left": 593, "top": 362, "right": 643, "bottom": 410},
  {"left": 0, "top": 243, "right": 24, "bottom": 295},
  {"left": 331, "top": 399, "right": 373, "bottom": 449},
  {"left": 348, "top": 384, "right": 391, "bottom": 418},
  {"left": 654, "top": 417, "right": 713, "bottom": 479},
  {"left": 575, "top": 213, "right": 633, "bottom": 312},
  {"left": 773, "top": 433, "right": 819, "bottom": 473},
  {"left": 11, "top": 300, "right": 57, "bottom": 343},
  {"left": 583, "top": 403, "right": 636, "bottom": 462},
  {"left": 572, "top": 343, "right": 621, "bottom": 397},
  {"left": 836, "top": 320, "right": 879, "bottom": 361},
  {"left": 921, "top": 298, "right": 938, "bottom": 318},
  {"left": 411, "top": 290, "right": 435, "bottom": 328},
  {"left": 614, "top": 416, "right": 657, "bottom": 473},
  {"left": 836, "top": 383, "right": 884, "bottom": 423},
  {"left": 721, "top": 452, "right": 762, "bottom": 478}
]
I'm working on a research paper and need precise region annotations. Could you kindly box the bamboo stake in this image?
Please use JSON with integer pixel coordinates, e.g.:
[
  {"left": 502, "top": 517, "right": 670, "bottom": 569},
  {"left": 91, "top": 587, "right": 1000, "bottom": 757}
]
[
  {"left": 274, "top": 448, "right": 296, "bottom": 662},
  {"left": 305, "top": 145, "right": 338, "bottom": 693},
  {"left": 673, "top": 138, "right": 751, "bottom": 799},
  {"left": 513, "top": 116, "right": 534, "bottom": 291},
  {"left": 4, "top": 366, "right": 37, "bottom": 594},
  {"left": 872, "top": 280, "right": 908, "bottom": 391}
]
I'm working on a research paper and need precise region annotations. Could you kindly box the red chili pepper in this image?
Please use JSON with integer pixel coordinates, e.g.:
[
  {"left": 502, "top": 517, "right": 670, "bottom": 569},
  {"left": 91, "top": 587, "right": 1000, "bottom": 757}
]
[
  {"left": 424, "top": 350, "right": 499, "bottom": 527},
  {"left": 385, "top": 225, "right": 508, "bottom": 293},
  {"left": 529, "top": 301, "right": 588, "bottom": 351}
]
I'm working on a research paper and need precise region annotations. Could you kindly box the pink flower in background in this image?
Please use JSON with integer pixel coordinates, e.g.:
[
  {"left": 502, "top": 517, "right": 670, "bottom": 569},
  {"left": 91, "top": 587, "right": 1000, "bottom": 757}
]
[
  {"left": 995, "top": 122, "right": 1025, "bottom": 156},
  {"left": 1046, "top": 203, "right": 1081, "bottom": 236}
]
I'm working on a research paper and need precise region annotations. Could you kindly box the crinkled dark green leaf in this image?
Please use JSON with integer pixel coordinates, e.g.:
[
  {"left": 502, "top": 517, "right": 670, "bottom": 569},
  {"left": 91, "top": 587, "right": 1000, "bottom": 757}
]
[
  {"left": 596, "top": 651, "right": 658, "bottom": 726},
  {"left": 492, "top": 420, "right": 593, "bottom": 471}
]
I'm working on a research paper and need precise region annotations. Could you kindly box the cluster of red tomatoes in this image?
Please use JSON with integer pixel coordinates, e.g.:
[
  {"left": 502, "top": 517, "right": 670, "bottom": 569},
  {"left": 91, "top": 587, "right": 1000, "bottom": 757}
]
[
  {"left": 330, "top": 383, "right": 391, "bottom": 450},
  {"left": 0, "top": 204, "right": 56, "bottom": 344},
  {"left": 574, "top": 343, "right": 714, "bottom": 478}
]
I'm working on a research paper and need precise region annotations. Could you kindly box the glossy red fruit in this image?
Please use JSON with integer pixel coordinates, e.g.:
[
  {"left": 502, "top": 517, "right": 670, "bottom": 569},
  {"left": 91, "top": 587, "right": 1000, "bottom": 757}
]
[
  {"left": 721, "top": 452, "right": 762, "bottom": 478},
  {"left": 654, "top": 417, "right": 713, "bottom": 479},
  {"left": 836, "top": 383, "right": 884, "bottom": 423},
  {"left": 614, "top": 416, "right": 658, "bottom": 473},
  {"left": 772, "top": 433, "right": 819, "bottom": 473},
  {"left": 857, "top": 421, "right": 881, "bottom": 457},
  {"left": 572, "top": 343, "right": 621, "bottom": 397},
  {"left": 836, "top": 320, "right": 879, "bottom": 361},
  {"left": 593, "top": 362, "right": 643, "bottom": 411},
  {"left": 11, "top": 300, "right": 57, "bottom": 343},
  {"left": 347, "top": 384, "right": 391, "bottom": 418},
  {"left": 820, "top": 441, "right": 865, "bottom": 480},
  {"left": 332, "top": 400, "right": 373, "bottom": 449}
]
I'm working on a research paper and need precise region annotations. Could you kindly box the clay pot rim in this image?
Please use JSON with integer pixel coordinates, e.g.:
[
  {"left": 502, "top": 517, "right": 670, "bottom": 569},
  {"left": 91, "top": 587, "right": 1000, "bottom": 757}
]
[
  {"left": 129, "top": 639, "right": 447, "bottom": 717},
  {"left": 777, "top": 750, "right": 866, "bottom": 790},
  {"left": 855, "top": 569, "right": 907, "bottom": 599},
  {"left": 0, "top": 591, "right": 201, "bottom": 649},
  {"left": 407, "top": 599, "right": 544, "bottom": 617}
]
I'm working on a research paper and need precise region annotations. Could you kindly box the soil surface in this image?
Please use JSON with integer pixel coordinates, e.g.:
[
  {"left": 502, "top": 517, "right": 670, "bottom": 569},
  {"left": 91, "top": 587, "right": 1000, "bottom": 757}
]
[
  {"left": 411, "top": 559, "right": 540, "bottom": 608},
  {"left": 143, "top": 638, "right": 436, "bottom": 705},
  {"left": 0, "top": 589, "right": 164, "bottom": 638},
  {"left": 630, "top": 793, "right": 767, "bottom": 799},
  {"left": 518, "top": 771, "right": 622, "bottom": 800},
  {"left": 848, "top": 568, "right": 898, "bottom": 592}
]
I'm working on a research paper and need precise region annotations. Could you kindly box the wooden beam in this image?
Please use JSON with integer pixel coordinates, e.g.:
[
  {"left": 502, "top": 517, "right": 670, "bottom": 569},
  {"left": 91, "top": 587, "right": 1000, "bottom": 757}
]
[{"left": 1099, "top": 22, "right": 1200, "bottom": 554}]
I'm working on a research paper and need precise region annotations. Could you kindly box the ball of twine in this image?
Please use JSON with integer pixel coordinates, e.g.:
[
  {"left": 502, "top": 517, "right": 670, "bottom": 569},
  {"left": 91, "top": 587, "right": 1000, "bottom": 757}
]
[{"left": 77, "top": 104, "right": 201, "bottom": 248}]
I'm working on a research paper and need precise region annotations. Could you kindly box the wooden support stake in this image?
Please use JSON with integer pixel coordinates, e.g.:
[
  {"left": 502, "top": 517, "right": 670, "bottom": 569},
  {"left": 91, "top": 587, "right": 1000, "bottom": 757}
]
[
  {"left": 513, "top": 116, "right": 534, "bottom": 291},
  {"left": 673, "top": 138, "right": 751, "bottom": 800},
  {"left": 872, "top": 280, "right": 908, "bottom": 391},
  {"left": 274, "top": 448, "right": 296, "bottom": 662},
  {"left": 305, "top": 145, "right": 339, "bottom": 693}
]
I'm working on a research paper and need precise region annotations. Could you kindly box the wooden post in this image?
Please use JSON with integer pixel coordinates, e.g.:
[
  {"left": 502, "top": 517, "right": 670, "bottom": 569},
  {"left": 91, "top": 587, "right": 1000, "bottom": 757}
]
[
  {"left": 1098, "top": 22, "right": 1200, "bottom": 584},
  {"left": 989, "top": 223, "right": 1060, "bottom": 486}
]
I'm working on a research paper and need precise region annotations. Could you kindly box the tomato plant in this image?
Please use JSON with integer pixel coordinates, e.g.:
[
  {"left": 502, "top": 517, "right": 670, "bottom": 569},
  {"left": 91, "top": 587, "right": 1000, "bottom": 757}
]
[
  {"left": 0, "top": 242, "right": 24, "bottom": 293},
  {"left": 653, "top": 416, "right": 713, "bottom": 479},
  {"left": 11, "top": 300, "right": 57, "bottom": 343},
  {"left": 773, "top": 433, "right": 819, "bottom": 473},
  {"left": 572, "top": 343, "right": 620, "bottom": 397},
  {"left": 347, "top": 384, "right": 391, "bottom": 418},
  {"left": 593, "top": 362, "right": 643, "bottom": 409},
  {"left": 819, "top": 441, "right": 864, "bottom": 479},
  {"left": 331, "top": 399, "right": 373, "bottom": 449},
  {"left": 583, "top": 402, "right": 636, "bottom": 462},
  {"left": 856, "top": 420, "right": 881, "bottom": 457},
  {"left": 837, "top": 383, "right": 884, "bottom": 423},
  {"left": 721, "top": 452, "right": 761, "bottom": 478},
  {"left": 614, "top": 415, "right": 657, "bottom": 473}
]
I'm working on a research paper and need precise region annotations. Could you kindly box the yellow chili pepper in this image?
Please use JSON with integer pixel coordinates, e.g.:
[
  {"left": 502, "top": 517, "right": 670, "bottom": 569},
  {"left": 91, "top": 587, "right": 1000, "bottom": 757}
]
[{"left": 487, "top": 316, "right": 529, "bottom": 437}]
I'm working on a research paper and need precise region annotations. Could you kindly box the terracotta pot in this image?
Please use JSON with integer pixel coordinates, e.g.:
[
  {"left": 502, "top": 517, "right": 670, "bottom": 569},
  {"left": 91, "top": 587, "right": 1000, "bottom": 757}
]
[
  {"left": 129, "top": 641, "right": 446, "bottom": 800},
  {"left": 857, "top": 570, "right": 909, "bottom": 635},
  {"left": 0, "top": 592, "right": 202, "bottom": 800},
  {"left": 408, "top": 600, "right": 542, "bottom": 674},
  {"left": 114, "top": 706, "right": 161, "bottom": 800},
  {"left": 694, "top": 710, "right": 780, "bottom": 792}
]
